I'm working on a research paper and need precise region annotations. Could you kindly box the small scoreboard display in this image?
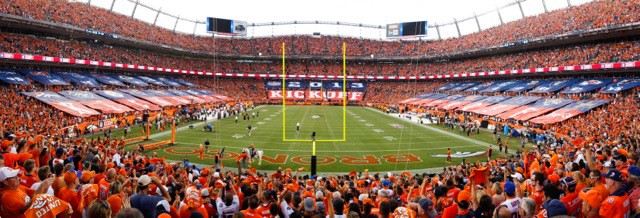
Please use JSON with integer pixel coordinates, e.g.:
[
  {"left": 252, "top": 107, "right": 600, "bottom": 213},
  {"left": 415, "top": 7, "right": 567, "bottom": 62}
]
[
  {"left": 206, "top": 17, "right": 247, "bottom": 36},
  {"left": 386, "top": 21, "right": 428, "bottom": 38}
]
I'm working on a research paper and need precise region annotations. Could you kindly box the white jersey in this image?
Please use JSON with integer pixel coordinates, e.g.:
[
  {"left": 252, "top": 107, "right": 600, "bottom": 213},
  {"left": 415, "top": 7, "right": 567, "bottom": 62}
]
[
  {"left": 500, "top": 197, "right": 522, "bottom": 214},
  {"left": 280, "top": 201, "right": 294, "bottom": 218},
  {"left": 216, "top": 195, "right": 240, "bottom": 218}
]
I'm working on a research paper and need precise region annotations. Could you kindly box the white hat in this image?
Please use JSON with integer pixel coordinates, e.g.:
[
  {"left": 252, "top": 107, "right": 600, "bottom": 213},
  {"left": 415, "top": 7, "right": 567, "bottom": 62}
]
[
  {"left": 213, "top": 172, "right": 220, "bottom": 178},
  {"left": 201, "top": 188, "right": 210, "bottom": 197},
  {"left": 0, "top": 167, "right": 19, "bottom": 182},
  {"left": 512, "top": 173, "right": 524, "bottom": 181},
  {"left": 138, "top": 175, "right": 152, "bottom": 186}
]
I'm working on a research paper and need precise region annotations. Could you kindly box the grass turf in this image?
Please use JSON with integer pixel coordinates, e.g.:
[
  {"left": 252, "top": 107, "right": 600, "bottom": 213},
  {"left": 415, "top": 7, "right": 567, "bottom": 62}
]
[{"left": 93, "top": 105, "right": 532, "bottom": 173}]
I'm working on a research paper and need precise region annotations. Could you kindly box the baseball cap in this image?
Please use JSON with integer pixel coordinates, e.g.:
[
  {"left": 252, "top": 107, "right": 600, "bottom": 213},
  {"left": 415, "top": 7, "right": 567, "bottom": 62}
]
[
  {"left": 382, "top": 180, "right": 393, "bottom": 187},
  {"left": 201, "top": 188, "right": 210, "bottom": 197},
  {"left": 511, "top": 172, "right": 524, "bottom": 181},
  {"left": 418, "top": 198, "right": 437, "bottom": 218},
  {"left": 457, "top": 190, "right": 471, "bottom": 203},
  {"left": 579, "top": 189, "right": 602, "bottom": 208},
  {"left": 628, "top": 166, "right": 640, "bottom": 177},
  {"left": 213, "top": 172, "right": 220, "bottom": 178},
  {"left": 138, "top": 175, "right": 152, "bottom": 186},
  {"left": 561, "top": 177, "right": 577, "bottom": 188},
  {"left": 64, "top": 171, "right": 77, "bottom": 184},
  {"left": 607, "top": 169, "right": 623, "bottom": 182},
  {"left": 304, "top": 197, "right": 315, "bottom": 212},
  {"left": 503, "top": 181, "right": 516, "bottom": 196},
  {"left": 0, "top": 167, "right": 19, "bottom": 182},
  {"left": 81, "top": 171, "right": 96, "bottom": 183},
  {"left": 544, "top": 199, "right": 568, "bottom": 217}
]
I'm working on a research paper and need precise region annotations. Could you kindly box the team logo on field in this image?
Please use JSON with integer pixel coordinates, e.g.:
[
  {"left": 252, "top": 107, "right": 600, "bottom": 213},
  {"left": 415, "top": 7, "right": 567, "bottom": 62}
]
[{"left": 429, "top": 151, "right": 487, "bottom": 158}]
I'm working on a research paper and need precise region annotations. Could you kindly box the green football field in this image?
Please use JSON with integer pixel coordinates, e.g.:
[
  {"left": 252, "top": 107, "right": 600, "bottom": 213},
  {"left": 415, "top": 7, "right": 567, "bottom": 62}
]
[{"left": 103, "top": 105, "right": 530, "bottom": 173}]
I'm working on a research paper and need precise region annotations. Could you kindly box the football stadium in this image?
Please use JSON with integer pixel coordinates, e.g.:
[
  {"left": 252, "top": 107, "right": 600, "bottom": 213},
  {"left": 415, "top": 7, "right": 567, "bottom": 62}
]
[{"left": 0, "top": 0, "right": 639, "bottom": 217}]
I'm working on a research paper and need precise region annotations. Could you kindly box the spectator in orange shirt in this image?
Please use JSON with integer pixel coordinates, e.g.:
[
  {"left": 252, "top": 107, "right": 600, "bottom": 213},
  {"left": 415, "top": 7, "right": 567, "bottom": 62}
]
[
  {"left": 58, "top": 171, "right": 81, "bottom": 218},
  {"left": 578, "top": 189, "right": 602, "bottom": 218},
  {"left": 600, "top": 169, "right": 631, "bottom": 218},
  {"left": 0, "top": 166, "right": 61, "bottom": 218},
  {"left": 19, "top": 159, "right": 38, "bottom": 188}
]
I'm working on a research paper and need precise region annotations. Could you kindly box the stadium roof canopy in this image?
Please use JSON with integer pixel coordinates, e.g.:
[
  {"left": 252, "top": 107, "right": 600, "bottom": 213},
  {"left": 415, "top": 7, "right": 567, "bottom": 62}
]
[{"left": 76, "top": 0, "right": 594, "bottom": 39}]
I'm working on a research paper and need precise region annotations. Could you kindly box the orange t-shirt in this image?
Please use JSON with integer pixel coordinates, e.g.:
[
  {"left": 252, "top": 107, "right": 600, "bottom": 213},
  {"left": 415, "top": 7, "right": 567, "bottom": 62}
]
[
  {"left": 98, "top": 179, "right": 111, "bottom": 200},
  {"left": 179, "top": 206, "right": 209, "bottom": 218},
  {"left": 242, "top": 208, "right": 260, "bottom": 218},
  {"left": 599, "top": 192, "right": 630, "bottom": 218},
  {"left": 529, "top": 188, "right": 544, "bottom": 211},
  {"left": 106, "top": 194, "right": 123, "bottom": 215},
  {"left": 256, "top": 203, "right": 272, "bottom": 217},
  {"left": 57, "top": 187, "right": 81, "bottom": 218},
  {"left": 20, "top": 173, "right": 39, "bottom": 188},
  {"left": 1, "top": 186, "right": 35, "bottom": 218},
  {"left": 237, "top": 153, "right": 248, "bottom": 162},
  {"left": 441, "top": 205, "right": 458, "bottom": 218}
]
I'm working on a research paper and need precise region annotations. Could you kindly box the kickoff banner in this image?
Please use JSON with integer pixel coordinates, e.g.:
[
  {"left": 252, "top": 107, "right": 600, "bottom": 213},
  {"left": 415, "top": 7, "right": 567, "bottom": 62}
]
[
  {"left": 440, "top": 95, "right": 487, "bottom": 110},
  {"left": 145, "top": 90, "right": 191, "bottom": 105},
  {"left": 414, "top": 94, "right": 448, "bottom": 106},
  {"left": 183, "top": 90, "right": 218, "bottom": 103},
  {"left": 113, "top": 74, "right": 149, "bottom": 87},
  {"left": 530, "top": 79, "right": 580, "bottom": 93},
  {"left": 268, "top": 90, "right": 364, "bottom": 101},
  {"left": 530, "top": 100, "right": 610, "bottom": 124},
  {"left": 459, "top": 96, "right": 511, "bottom": 112},
  {"left": 0, "top": 69, "right": 31, "bottom": 85},
  {"left": 121, "top": 89, "right": 174, "bottom": 107},
  {"left": 23, "top": 91, "right": 100, "bottom": 117},
  {"left": 54, "top": 71, "right": 101, "bottom": 88},
  {"left": 399, "top": 94, "right": 433, "bottom": 104},
  {"left": 94, "top": 90, "right": 161, "bottom": 111},
  {"left": 175, "top": 78, "right": 197, "bottom": 87},
  {"left": 88, "top": 73, "right": 126, "bottom": 87},
  {"left": 167, "top": 90, "right": 207, "bottom": 104},
  {"left": 480, "top": 81, "right": 522, "bottom": 92},
  {"left": 198, "top": 90, "right": 234, "bottom": 101},
  {"left": 426, "top": 95, "right": 465, "bottom": 108},
  {"left": 137, "top": 76, "right": 167, "bottom": 86},
  {"left": 19, "top": 70, "right": 70, "bottom": 86},
  {"left": 58, "top": 90, "right": 133, "bottom": 114},
  {"left": 450, "top": 82, "right": 480, "bottom": 92},
  {"left": 156, "top": 77, "right": 183, "bottom": 87},
  {"left": 560, "top": 78, "right": 613, "bottom": 94},
  {"left": 497, "top": 98, "right": 575, "bottom": 121},
  {"left": 600, "top": 78, "right": 640, "bottom": 93},
  {"left": 472, "top": 96, "right": 540, "bottom": 116},
  {"left": 507, "top": 80, "right": 549, "bottom": 93},
  {"left": 465, "top": 81, "right": 496, "bottom": 92},
  {"left": 436, "top": 83, "right": 459, "bottom": 91}
]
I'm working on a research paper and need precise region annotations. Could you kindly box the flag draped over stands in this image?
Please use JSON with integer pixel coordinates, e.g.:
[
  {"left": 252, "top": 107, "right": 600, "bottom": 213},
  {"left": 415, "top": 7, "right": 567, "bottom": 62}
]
[
  {"left": 183, "top": 90, "right": 218, "bottom": 102},
  {"left": 465, "top": 81, "right": 496, "bottom": 92},
  {"left": 450, "top": 82, "right": 481, "bottom": 91},
  {"left": 436, "top": 83, "right": 459, "bottom": 91},
  {"left": 94, "top": 90, "right": 161, "bottom": 111},
  {"left": 600, "top": 78, "right": 640, "bottom": 93},
  {"left": 175, "top": 78, "right": 197, "bottom": 87},
  {"left": 145, "top": 90, "right": 191, "bottom": 105},
  {"left": 0, "top": 69, "right": 31, "bottom": 85},
  {"left": 87, "top": 73, "right": 127, "bottom": 87},
  {"left": 23, "top": 91, "right": 100, "bottom": 117},
  {"left": 19, "top": 70, "right": 70, "bottom": 86},
  {"left": 399, "top": 94, "right": 431, "bottom": 104},
  {"left": 137, "top": 76, "right": 167, "bottom": 86},
  {"left": 156, "top": 77, "right": 183, "bottom": 87},
  {"left": 414, "top": 94, "right": 447, "bottom": 105},
  {"left": 25, "top": 194, "right": 70, "bottom": 218},
  {"left": 507, "top": 80, "right": 549, "bottom": 93},
  {"left": 54, "top": 71, "right": 101, "bottom": 88},
  {"left": 440, "top": 95, "right": 487, "bottom": 110},
  {"left": 480, "top": 81, "right": 522, "bottom": 92},
  {"left": 530, "top": 100, "right": 610, "bottom": 124},
  {"left": 497, "top": 98, "right": 575, "bottom": 121},
  {"left": 460, "top": 96, "right": 512, "bottom": 112},
  {"left": 167, "top": 90, "right": 207, "bottom": 104},
  {"left": 113, "top": 74, "right": 149, "bottom": 87},
  {"left": 198, "top": 90, "right": 233, "bottom": 101},
  {"left": 560, "top": 78, "right": 613, "bottom": 94},
  {"left": 530, "top": 79, "right": 580, "bottom": 93},
  {"left": 424, "top": 95, "right": 464, "bottom": 107},
  {"left": 472, "top": 96, "right": 540, "bottom": 116},
  {"left": 121, "top": 89, "right": 173, "bottom": 107},
  {"left": 58, "top": 91, "right": 133, "bottom": 114}
]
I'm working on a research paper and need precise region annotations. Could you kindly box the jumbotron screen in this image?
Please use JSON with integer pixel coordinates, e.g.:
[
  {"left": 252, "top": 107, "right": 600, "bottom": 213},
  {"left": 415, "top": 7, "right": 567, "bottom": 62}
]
[
  {"left": 387, "top": 21, "right": 428, "bottom": 37},
  {"left": 206, "top": 17, "right": 247, "bottom": 36}
]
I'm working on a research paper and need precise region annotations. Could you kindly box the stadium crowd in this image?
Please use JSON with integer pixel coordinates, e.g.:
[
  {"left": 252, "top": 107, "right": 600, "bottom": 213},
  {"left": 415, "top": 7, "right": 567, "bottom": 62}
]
[
  {"left": 2, "top": 0, "right": 640, "bottom": 57},
  {"left": 2, "top": 31, "right": 640, "bottom": 77}
]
